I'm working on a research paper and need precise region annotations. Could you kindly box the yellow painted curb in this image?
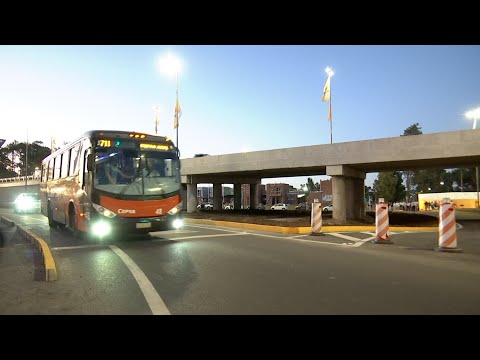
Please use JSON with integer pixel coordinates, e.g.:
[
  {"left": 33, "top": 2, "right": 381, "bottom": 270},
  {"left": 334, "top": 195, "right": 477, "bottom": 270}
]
[
  {"left": 16, "top": 226, "right": 57, "bottom": 282},
  {"left": 183, "top": 218, "right": 437, "bottom": 234}
]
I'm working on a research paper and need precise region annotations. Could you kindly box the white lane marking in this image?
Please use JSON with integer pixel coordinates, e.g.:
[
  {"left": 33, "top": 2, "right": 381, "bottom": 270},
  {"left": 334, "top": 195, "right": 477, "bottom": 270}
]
[
  {"left": 186, "top": 224, "right": 247, "bottom": 234},
  {"left": 150, "top": 230, "right": 198, "bottom": 235},
  {"left": 361, "top": 231, "right": 375, "bottom": 235},
  {"left": 159, "top": 233, "right": 249, "bottom": 241},
  {"left": 456, "top": 223, "right": 463, "bottom": 230},
  {"left": 328, "top": 233, "right": 363, "bottom": 242},
  {"left": 10, "top": 215, "right": 46, "bottom": 223},
  {"left": 52, "top": 238, "right": 173, "bottom": 250},
  {"left": 243, "top": 232, "right": 351, "bottom": 246},
  {"left": 352, "top": 236, "right": 376, "bottom": 247},
  {"left": 52, "top": 244, "right": 109, "bottom": 250},
  {"left": 109, "top": 245, "right": 170, "bottom": 315}
]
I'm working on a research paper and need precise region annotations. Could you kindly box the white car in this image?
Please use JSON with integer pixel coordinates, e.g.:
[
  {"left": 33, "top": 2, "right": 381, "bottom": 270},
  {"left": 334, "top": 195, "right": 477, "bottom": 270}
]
[
  {"left": 271, "top": 203, "right": 288, "bottom": 210},
  {"left": 197, "top": 203, "right": 213, "bottom": 210},
  {"left": 323, "top": 204, "right": 333, "bottom": 213}
]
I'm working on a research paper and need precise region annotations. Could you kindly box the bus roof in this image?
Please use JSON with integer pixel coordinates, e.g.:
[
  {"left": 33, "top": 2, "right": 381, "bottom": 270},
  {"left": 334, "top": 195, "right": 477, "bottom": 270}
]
[{"left": 42, "top": 130, "right": 176, "bottom": 164}]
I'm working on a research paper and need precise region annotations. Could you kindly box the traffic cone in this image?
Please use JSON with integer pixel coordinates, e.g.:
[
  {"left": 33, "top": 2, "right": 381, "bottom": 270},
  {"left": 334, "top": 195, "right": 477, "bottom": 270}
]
[
  {"left": 373, "top": 198, "right": 393, "bottom": 244},
  {"left": 435, "top": 198, "right": 462, "bottom": 252},
  {"left": 310, "top": 200, "right": 324, "bottom": 236}
]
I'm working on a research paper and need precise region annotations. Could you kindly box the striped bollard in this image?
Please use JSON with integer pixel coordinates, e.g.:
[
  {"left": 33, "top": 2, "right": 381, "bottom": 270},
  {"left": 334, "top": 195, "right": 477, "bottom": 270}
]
[
  {"left": 435, "top": 198, "right": 462, "bottom": 252},
  {"left": 310, "top": 199, "right": 324, "bottom": 236},
  {"left": 373, "top": 198, "right": 392, "bottom": 244}
]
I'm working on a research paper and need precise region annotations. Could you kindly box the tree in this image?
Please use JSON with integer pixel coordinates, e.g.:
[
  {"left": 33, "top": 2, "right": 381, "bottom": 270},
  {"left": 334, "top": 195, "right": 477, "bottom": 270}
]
[
  {"left": 402, "top": 123, "right": 422, "bottom": 136},
  {"left": 306, "top": 177, "right": 320, "bottom": 191},
  {"left": 0, "top": 140, "right": 50, "bottom": 177},
  {"left": 365, "top": 185, "right": 375, "bottom": 204},
  {"left": 299, "top": 178, "right": 321, "bottom": 204},
  {"left": 373, "top": 171, "right": 404, "bottom": 203}
]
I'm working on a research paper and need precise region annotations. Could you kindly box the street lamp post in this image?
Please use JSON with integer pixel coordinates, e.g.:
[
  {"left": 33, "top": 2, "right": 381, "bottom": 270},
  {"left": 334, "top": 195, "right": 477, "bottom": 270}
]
[
  {"left": 25, "top": 130, "right": 28, "bottom": 193},
  {"left": 303, "top": 185, "right": 308, "bottom": 209},
  {"left": 466, "top": 107, "right": 480, "bottom": 208}
]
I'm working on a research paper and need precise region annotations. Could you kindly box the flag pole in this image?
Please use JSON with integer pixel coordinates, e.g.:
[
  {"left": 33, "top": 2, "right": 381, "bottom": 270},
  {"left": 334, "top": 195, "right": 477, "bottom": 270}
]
[
  {"left": 176, "top": 70, "right": 179, "bottom": 151},
  {"left": 329, "top": 91, "right": 333, "bottom": 144},
  {"left": 323, "top": 67, "right": 334, "bottom": 145}
]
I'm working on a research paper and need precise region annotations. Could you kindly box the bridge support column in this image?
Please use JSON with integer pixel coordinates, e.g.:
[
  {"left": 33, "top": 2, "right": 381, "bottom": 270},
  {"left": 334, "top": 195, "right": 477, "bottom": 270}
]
[
  {"left": 181, "top": 184, "right": 187, "bottom": 210},
  {"left": 186, "top": 183, "right": 198, "bottom": 213},
  {"left": 327, "top": 165, "right": 366, "bottom": 224},
  {"left": 249, "top": 184, "right": 258, "bottom": 210},
  {"left": 234, "top": 184, "right": 242, "bottom": 210},
  {"left": 213, "top": 183, "right": 222, "bottom": 210},
  {"left": 355, "top": 177, "right": 366, "bottom": 218}
]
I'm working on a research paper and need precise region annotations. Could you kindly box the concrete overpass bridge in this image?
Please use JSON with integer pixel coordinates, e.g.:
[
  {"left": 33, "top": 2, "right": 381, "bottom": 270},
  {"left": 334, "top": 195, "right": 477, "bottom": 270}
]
[
  {"left": 180, "top": 129, "right": 480, "bottom": 223},
  {"left": 1, "top": 129, "right": 479, "bottom": 223}
]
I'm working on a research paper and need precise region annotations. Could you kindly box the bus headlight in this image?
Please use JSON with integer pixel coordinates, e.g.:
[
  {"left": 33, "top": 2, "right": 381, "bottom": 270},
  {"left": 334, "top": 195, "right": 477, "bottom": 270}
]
[
  {"left": 167, "top": 202, "right": 183, "bottom": 215},
  {"left": 92, "top": 203, "right": 117, "bottom": 218},
  {"left": 172, "top": 218, "right": 184, "bottom": 229},
  {"left": 91, "top": 220, "right": 112, "bottom": 238}
]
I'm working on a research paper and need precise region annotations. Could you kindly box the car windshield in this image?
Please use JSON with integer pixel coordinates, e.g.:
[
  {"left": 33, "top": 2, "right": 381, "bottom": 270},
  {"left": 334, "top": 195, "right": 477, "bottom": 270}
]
[{"left": 93, "top": 148, "right": 181, "bottom": 196}]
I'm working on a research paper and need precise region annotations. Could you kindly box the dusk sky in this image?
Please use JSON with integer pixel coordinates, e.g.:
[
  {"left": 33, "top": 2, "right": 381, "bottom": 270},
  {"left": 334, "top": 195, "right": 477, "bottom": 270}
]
[{"left": 1, "top": 45, "right": 479, "bottom": 187}]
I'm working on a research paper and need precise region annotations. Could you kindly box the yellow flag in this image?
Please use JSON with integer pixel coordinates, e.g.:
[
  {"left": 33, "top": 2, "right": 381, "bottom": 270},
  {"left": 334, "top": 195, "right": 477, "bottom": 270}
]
[
  {"left": 322, "top": 76, "right": 331, "bottom": 102},
  {"left": 174, "top": 97, "right": 182, "bottom": 129},
  {"left": 155, "top": 114, "right": 159, "bottom": 134}
]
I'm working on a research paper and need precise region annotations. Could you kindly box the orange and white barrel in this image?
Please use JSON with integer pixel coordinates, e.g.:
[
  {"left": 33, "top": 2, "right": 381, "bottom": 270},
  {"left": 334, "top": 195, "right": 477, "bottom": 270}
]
[
  {"left": 435, "top": 198, "right": 462, "bottom": 252},
  {"left": 310, "top": 200, "right": 324, "bottom": 236},
  {"left": 374, "top": 198, "right": 392, "bottom": 244}
]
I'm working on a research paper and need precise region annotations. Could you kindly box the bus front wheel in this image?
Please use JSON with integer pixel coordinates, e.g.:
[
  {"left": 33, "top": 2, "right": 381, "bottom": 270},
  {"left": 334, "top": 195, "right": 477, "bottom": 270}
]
[
  {"left": 48, "top": 204, "right": 56, "bottom": 228},
  {"left": 68, "top": 204, "right": 79, "bottom": 236}
]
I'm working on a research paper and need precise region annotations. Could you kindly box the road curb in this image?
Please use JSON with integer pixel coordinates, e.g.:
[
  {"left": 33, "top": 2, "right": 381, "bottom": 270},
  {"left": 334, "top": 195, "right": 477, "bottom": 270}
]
[
  {"left": 16, "top": 226, "right": 57, "bottom": 282},
  {"left": 0, "top": 216, "right": 15, "bottom": 227},
  {"left": 183, "top": 218, "right": 437, "bottom": 234}
]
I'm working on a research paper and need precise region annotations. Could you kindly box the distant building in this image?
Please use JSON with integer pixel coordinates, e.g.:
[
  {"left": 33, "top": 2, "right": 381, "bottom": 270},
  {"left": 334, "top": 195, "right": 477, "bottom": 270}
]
[
  {"left": 241, "top": 184, "right": 266, "bottom": 209},
  {"left": 197, "top": 185, "right": 233, "bottom": 205},
  {"left": 265, "top": 183, "right": 290, "bottom": 207}
]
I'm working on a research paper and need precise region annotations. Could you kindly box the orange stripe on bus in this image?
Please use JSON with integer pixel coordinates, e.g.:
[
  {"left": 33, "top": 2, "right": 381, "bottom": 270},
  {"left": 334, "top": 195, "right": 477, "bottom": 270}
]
[{"left": 100, "top": 195, "right": 181, "bottom": 218}]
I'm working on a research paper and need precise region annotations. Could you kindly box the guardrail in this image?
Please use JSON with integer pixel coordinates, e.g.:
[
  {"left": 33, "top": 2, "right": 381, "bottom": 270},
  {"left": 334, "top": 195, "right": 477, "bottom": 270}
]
[{"left": 0, "top": 175, "right": 39, "bottom": 183}]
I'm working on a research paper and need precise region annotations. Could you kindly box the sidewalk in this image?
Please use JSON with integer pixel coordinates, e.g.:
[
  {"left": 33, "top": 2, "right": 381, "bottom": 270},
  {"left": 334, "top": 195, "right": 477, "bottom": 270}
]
[{"left": 0, "top": 224, "right": 48, "bottom": 314}]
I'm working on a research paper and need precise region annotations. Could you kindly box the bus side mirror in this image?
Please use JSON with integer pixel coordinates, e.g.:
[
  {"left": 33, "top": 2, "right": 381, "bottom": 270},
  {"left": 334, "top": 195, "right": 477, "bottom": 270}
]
[{"left": 87, "top": 154, "right": 94, "bottom": 172}]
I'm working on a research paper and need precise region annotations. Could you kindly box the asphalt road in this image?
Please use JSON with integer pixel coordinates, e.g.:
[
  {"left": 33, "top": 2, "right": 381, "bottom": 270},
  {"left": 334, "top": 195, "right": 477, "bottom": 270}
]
[{"left": 1, "top": 208, "right": 480, "bottom": 314}]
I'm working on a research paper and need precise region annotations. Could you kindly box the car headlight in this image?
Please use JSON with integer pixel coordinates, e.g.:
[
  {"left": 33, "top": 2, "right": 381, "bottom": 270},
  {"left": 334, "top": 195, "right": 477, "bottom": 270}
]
[{"left": 92, "top": 203, "right": 117, "bottom": 218}]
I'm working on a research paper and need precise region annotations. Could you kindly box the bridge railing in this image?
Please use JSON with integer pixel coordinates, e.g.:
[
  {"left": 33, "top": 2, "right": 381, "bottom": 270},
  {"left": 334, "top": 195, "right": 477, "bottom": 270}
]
[{"left": 0, "top": 175, "right": 40, "bottom": 183}]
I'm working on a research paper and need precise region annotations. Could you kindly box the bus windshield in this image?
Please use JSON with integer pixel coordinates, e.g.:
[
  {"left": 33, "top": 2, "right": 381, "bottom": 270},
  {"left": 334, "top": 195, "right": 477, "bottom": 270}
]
[{"left": 94, "top": 148, "right": 181, "bottom": 196}]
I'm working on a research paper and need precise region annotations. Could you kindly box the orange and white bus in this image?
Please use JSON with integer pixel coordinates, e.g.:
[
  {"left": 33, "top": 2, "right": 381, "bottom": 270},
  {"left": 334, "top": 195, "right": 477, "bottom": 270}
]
[{"left": 40, "top": 130, "right": 183, "bottom": 238}]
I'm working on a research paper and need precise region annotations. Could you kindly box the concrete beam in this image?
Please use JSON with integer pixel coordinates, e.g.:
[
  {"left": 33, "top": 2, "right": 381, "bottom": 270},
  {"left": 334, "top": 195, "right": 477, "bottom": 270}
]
[
  {"left": 326, "top": 165, "right": 366, "bottom": 179},
  {"left": 182, "top": 175, "right": 261, "bottom": 185}
]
